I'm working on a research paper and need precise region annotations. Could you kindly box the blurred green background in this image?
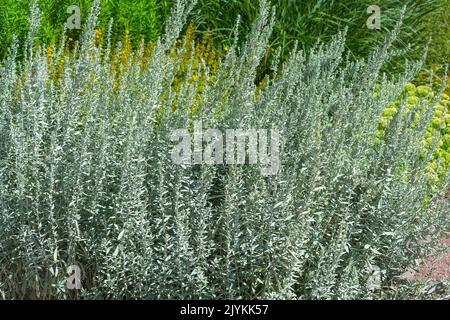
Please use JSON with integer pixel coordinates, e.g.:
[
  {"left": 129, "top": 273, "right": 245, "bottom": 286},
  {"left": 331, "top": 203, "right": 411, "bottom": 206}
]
[{"left": 0, "top": 0, "right": 448, "bottom": 69}]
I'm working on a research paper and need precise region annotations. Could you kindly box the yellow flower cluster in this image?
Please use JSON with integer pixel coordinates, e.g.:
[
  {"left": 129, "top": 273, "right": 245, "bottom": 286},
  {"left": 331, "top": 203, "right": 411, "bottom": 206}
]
[
  {"left": 170, "top": 23, "right": 220, "bottom": 114},
  {"left": 45, "top": 46, "right": 54, "bottom": 66},
  {"left": 42, "top": 25, "right": 224, "bottom": 131}
]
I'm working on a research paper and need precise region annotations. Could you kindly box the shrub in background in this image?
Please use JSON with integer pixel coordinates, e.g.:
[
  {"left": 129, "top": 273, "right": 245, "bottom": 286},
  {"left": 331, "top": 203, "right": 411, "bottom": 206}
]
[
  {"left": 422, "top": 0, "right": 450, "bottom": 67},
  {"left": 1, "top": 0, "right": 448, "bottom": 71},
  {"left": 0, "top": 0, "right": 448, "bottom": 299},
  {"left": 0, "top": 0, "right": 171, "bottom": 60},
  {"left": 376, "top": 78, "right": 450, "bottom": 189},
  {"left": 190, "top": 0, "right": 446, "bottom": 74}
]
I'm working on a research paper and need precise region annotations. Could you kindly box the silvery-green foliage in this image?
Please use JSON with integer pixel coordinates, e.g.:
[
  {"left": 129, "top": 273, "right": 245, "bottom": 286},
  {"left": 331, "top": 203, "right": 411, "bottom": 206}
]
[{"left": 0, "top": 0, "right": 448, "bottom": 299}]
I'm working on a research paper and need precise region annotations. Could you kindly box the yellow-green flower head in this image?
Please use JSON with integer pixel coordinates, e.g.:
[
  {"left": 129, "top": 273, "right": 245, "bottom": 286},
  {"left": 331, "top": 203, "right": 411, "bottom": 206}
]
[
  {"left": 431, "top": 117, "right": 442, "bottom": 129},
  {"left": 445, "top": 114, "right": 450, "bottom": 125},
  {"left": 405, "top": 82, "right": 416, "bottom": 93},
  {"left": 382, "top": 107, "right": 397, "bottom": 117},
  {"left": 416, "top": 85, "right": 431, "bottom": 97},
  {"left": 407, "top": 96, "right": 419, "bottom": 105},
  {"left": 435, "top": 103, "right": 445, "bottom": 112},
  {"left": 444, "top": 100, "right": 450, "bottom": 110},
  {"left": 378, "top": 117, "right": 389, "bottom": 129}
]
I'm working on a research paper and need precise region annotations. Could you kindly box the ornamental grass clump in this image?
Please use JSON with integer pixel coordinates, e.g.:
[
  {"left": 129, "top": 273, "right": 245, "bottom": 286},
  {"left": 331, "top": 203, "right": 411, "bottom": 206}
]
[{"left": 0, "top": 0, "right": 448, "bottom": 299}]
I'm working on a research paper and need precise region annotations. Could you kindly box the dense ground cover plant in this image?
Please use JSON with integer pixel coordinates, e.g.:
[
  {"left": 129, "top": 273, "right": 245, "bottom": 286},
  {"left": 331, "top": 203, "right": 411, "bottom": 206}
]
[{"left": 0, "top": 0, "right": 448, "bottom": 299}]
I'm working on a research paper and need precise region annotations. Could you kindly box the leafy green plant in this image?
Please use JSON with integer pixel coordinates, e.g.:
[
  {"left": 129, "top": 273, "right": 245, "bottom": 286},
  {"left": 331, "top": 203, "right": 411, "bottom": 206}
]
[
  {"left": 0, "top": 0, "right": 448, "bottom": 299},
  {"left": 422, "top": 0, "right": 450, "bottom": 67},
  {"left": 0, "top": 0, "right": 170, "bottom": 60},
  {"left": 190, "top": 0, "right": 445, "bottom": 74}
]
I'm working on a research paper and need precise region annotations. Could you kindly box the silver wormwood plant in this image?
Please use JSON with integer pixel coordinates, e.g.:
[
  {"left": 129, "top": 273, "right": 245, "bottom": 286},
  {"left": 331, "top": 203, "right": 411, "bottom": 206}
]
[{"left": 0, "top": 0, "right": 448, "bottom": 299}]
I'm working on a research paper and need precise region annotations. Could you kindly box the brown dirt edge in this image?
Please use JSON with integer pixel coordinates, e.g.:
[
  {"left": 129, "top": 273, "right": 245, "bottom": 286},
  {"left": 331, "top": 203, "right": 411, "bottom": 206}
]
[
  {"left": 413, "top": 233, "right": 450, "bottom": 282},
  {"left": 401, "top": 232, "right": 450, "bottom": 282}
]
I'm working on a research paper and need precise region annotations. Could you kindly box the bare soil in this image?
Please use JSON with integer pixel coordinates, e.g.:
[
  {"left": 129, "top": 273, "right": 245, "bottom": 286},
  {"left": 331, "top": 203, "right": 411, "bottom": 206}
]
[{"left": 413, "top": 232, "right": 450, "bottom": 282}]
